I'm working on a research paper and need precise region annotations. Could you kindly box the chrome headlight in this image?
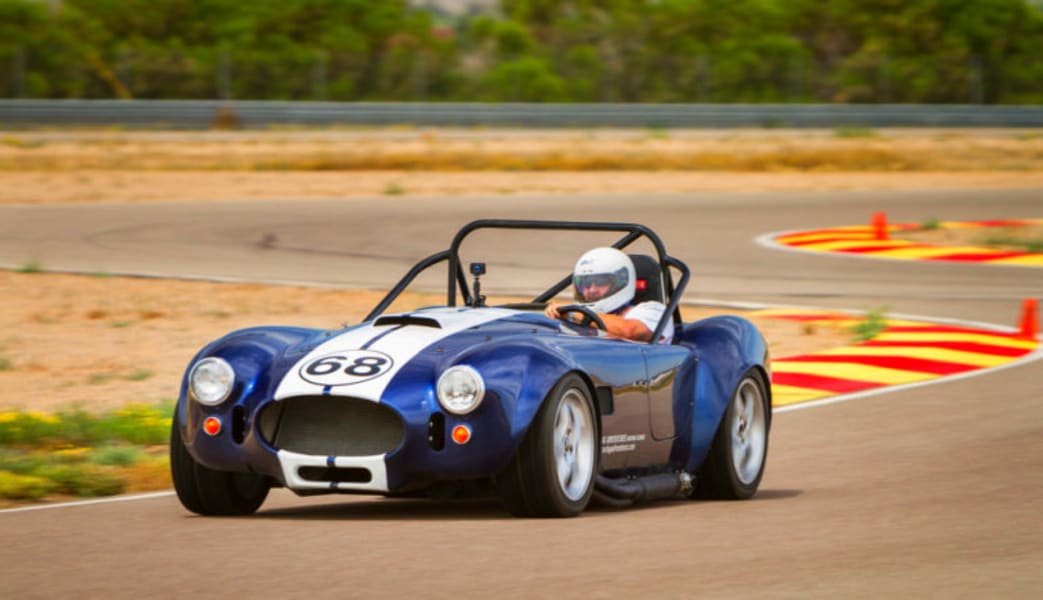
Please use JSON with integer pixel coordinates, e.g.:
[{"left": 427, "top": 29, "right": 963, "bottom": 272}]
[
  {"left": 188, "top": 357, "right": 235, "bottom": 406},
  {"left": 436, "top": 365, "right": 485, "bottom": 415}
]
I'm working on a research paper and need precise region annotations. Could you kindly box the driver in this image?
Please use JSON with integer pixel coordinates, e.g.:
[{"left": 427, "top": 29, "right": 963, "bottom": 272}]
[{"left": 544, "top": 247, "right": 674, "bottom": 343}]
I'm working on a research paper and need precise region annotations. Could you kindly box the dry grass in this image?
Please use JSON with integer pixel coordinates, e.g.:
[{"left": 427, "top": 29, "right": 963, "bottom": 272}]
[
  {"left": 2, "top": 130, "right": 1041, "bottom": 172},
  {"left": 2, "top": 129, "right": 1038, "bottom": 205}
]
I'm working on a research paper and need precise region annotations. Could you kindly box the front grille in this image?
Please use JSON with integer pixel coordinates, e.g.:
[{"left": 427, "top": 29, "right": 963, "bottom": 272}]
[{"left": 258, "top": 395, "right": 405, "bottom": 456}]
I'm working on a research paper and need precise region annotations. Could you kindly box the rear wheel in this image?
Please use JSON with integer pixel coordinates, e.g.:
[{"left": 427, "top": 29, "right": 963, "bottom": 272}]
[
  {"left": 170, "top": 418, "right": 270, "bottom": 516},
  {"left": 499, "top": 374, "right": 599, "bottom": 517},
  {"left": 695, "top": 369, "right": 769, "bottom": 500}
]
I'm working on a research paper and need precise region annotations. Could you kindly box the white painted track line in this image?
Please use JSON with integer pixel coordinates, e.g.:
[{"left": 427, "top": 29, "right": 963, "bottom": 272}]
[{"left": 0, "top": 491, "right": 175, "bottom": 515}]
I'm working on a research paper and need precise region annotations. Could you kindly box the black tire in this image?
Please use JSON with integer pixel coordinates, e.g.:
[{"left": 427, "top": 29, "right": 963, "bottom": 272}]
[
  {"left": 498, "top": 374, "right": 600, "bottom": 518},
  {"left": 170, "top": 418, "right": 270, "bottom": 516},
  {"left": 694, "top": 369, "right": 770, "bottom": 500}
]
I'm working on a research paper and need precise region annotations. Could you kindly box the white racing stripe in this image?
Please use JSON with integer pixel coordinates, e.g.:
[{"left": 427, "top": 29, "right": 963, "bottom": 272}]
[{"left": 273, "top": 306, "right": 517, "bottom": 401}]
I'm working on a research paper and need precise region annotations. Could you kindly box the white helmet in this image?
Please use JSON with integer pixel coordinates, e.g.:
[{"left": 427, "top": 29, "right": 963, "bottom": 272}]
[{"left": 572, "top": 247, "right": 635, "bottom": 314}]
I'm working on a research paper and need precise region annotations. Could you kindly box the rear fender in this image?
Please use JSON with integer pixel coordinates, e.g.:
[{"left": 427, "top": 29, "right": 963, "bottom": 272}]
[{"left": 676, "top": 316, "right": 770, "bottom": 472}]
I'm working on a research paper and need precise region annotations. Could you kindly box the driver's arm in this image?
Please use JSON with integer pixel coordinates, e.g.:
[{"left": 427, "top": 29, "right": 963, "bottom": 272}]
[
  {"left": 544, "top": 302, "right": 653, "bottom": 342},
  {"left": 597, "top": 313, "right": 653, "bottom": 342}
]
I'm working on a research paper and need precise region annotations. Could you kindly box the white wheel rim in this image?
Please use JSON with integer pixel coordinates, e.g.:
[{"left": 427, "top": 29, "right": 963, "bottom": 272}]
[
  {"left": 731, "top": 378, "right": 767, "bottom": 486},
  {"left": 553, "top": 388, "right": 596, "bottom": 501}
]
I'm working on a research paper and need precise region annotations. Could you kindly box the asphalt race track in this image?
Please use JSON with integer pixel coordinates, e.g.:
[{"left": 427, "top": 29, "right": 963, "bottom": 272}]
[{"left": 2, "top": 188, "right": 1041, "bottom": 597}]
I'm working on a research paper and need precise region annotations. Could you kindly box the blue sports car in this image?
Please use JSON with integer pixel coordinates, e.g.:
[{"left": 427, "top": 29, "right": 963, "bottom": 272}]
[{"left": 171, "top": 220, "right": 771, "bottom": 517}]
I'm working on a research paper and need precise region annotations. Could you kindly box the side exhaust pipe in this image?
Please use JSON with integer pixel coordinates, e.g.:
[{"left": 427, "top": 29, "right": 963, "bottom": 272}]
[{"left": 593, "top": 472, "right": 693, "bottom": 507}]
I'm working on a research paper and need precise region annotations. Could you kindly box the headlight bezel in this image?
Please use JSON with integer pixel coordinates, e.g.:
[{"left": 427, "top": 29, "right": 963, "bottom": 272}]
[
  {"left": 436, "top": 365, "right": 486, "bottom": 415},
  {"left": 188, "top": 356, "right": 236, "bottom": 406}
]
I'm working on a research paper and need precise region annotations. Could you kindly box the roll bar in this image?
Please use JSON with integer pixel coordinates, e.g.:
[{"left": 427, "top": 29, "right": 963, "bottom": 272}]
[{"left": 365, "top": 219, "right": 690, "bottom": 344}]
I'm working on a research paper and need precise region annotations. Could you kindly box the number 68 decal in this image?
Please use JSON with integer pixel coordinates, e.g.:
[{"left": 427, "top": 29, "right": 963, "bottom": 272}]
[{"left": 299, "top": 350, "right": 394, "bottom": 386}]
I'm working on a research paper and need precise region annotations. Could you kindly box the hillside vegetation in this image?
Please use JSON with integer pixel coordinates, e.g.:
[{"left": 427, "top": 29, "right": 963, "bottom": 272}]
[{"left": 1, "top": 0, "right": 1041, "bottom": 103}]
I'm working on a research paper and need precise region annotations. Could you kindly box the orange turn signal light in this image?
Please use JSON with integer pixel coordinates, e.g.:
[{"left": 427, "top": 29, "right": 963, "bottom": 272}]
[
  {"left": 203, "top": 416, "right": 222, "bottom": 436},
  {"left": 451, "top": 424, "right": 472, "bottom": 445}
]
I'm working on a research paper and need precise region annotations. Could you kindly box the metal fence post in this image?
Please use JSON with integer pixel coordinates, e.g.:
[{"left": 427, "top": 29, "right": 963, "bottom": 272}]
[
  {"left": 312, "top": 51, "right": 328, "bottom": 100},
  {"left": 13, "top": 46, "right": 26, "bottom": 98},
  {"left": 218, "top": 48, "right": 232, "bottom": 100},
  {"left": 970, "top": 54, "right": 985, "bottom": 104}
]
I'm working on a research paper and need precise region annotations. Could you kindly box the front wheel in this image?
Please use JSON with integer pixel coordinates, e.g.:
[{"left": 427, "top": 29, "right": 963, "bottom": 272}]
[
  {"left": 694, "top": 369, "right": 770, "bottom": 500},
  {"left": 170, "top": 418, "right": 270, "bottom": 516},
  {"left": 498, "top": 374, "right": 599, "bottom": 517}
]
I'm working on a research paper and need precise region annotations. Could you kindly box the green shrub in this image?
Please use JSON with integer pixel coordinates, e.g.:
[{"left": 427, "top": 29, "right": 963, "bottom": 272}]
[
  {"left": 978, "top": 233, "right": 1043, "bottom": 253},
  {"left": 1, "top": 402, "right": 171, "bottom": 448},
  {"left": 0, "top": 448, "right": 46, "bottom": 475},
  {"left": 0, "top": 471, "right": 57, "bottom": 500},
  {"left": 833, "top": 127, "right": 877, "bottom": 139},
  {"left": 851, "top": 307, "right": 890, "bottom": 342},
  {"left": 124, "top": 370, "right": 154, "bottom": 382},
  {"left": 48, "top": 409, "right": 97, "bottom": 446},
  {"left": 90, "top": 445, "right": 144, "bottom": 467},
  {"left": 90, "top": 403, "right": 170, "bottom": 445},
  {"left": 920, "top": 218, "right": 942, "bottom": 231},
  {"left": 0, "top": 411, "right": 63, "bottom": 445},
  {"left": 35, "top": 464, "right": 125, "bottom": 497},
  {"left": 16, "top": 261, "right": 42, "bottom": 274}
]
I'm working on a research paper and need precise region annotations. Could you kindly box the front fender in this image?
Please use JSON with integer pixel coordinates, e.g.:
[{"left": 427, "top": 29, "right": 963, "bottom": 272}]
[
  {"left": 176, "top": 325, "right": 328, "bottom": 472},
  {"left": 382, "top": 337, "right": 578, "bottom": 490},
  {"left": 462, "top": 338, "right": 579, "bottom": 441}
]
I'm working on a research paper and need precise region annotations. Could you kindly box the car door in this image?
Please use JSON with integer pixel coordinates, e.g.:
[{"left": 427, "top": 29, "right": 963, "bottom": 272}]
[
  {"left": 560, "top": 338, "right": 662, "bottom": 469},
  {"left": 642, "top": 344, "right": 692, "bottom": 440}
]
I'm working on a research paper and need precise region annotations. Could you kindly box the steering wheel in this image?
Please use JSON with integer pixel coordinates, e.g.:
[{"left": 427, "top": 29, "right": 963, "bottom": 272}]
[{"left": 556, "top": 304, "right": 607, "bottom": 330}]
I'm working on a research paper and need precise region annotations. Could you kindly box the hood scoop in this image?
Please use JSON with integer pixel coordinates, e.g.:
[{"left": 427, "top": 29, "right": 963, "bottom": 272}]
[{"left": 374, "top": 315, "right": 442, "bottom": 329}]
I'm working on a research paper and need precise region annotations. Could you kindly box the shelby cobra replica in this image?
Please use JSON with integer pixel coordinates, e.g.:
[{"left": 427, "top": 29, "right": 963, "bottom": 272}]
[{"left": 171, "top": 220, "right": 771, "bottom": 517}]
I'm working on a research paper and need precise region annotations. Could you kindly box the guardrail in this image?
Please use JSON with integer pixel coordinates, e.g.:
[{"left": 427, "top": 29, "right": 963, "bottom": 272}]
[{"left": 1, "top": 100, "right": 1041, "bottom": 128}]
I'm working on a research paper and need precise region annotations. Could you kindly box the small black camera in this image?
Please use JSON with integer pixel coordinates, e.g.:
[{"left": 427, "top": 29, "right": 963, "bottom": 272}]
[{"left": 470, "top": 262, "right": 486, "bottom": 276}]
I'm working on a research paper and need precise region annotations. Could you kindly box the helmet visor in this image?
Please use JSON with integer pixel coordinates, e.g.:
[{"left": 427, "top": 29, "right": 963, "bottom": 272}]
[{"left": 573, "top": 266, "right": 629, "bottom": 303}]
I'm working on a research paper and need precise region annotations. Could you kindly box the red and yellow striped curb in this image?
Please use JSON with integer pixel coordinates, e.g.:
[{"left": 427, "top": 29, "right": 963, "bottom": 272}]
[
  {"left": 774, "top": 218, "right": 1043, "bottom": 266},
  {"left": 757, "top": 308, "right": 1040, "bottom": 407}
]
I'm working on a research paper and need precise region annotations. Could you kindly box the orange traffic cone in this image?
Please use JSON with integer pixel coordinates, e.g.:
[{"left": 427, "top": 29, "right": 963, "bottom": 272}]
[
  {"left": 1017, "top": 298, "right": 1039, "bottom": 340},
  {"left": 872, "top": 212, "right": 888, "bottom": 241}
]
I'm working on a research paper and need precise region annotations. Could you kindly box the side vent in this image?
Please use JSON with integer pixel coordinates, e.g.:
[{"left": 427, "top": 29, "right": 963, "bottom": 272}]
[
  {"left": 596, "top": 387, "right": 614, "bottom": 415},
  {"left": 232, "top": 405, "right": 247, "bottom": 443},
  {"left": 428, "top": 412, "right": 445, "bottom": 450}
]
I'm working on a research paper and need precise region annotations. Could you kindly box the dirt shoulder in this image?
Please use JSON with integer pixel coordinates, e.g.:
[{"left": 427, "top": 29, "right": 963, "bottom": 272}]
[
  {"left": 2, "top": 170, "right": 1041, "bottom": 205},
  {"left": 0, "top": 271, "right": 852, "bottom": 413}
]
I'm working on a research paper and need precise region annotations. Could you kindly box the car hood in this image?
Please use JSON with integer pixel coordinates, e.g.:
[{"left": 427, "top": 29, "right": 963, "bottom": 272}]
[{"left": 273, "top": 306, "right": 525, "bottom": 402}]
